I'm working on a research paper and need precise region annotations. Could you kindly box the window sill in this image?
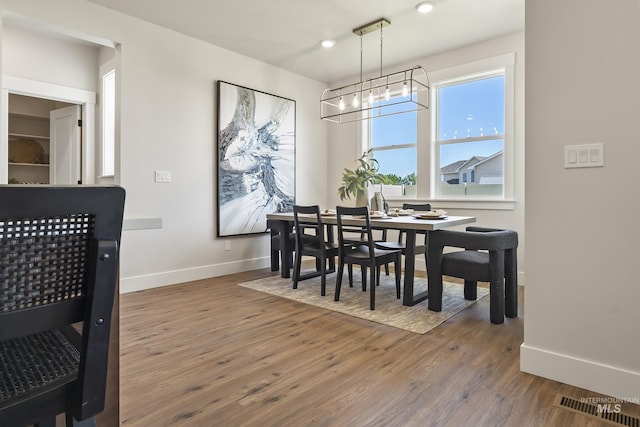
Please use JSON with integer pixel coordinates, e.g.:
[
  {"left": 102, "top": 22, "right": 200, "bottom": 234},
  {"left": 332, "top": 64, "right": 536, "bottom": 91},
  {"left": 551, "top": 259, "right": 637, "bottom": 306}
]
[{"left": 384, "top": 197, "right": 516, "bottom": 211}]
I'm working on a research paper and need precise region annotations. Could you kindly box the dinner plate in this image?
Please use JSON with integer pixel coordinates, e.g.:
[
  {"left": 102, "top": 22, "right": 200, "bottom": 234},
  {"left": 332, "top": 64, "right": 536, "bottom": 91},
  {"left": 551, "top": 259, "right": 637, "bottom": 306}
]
[{"left": 413, "top": 214, "right": 448, "bottom": 220}]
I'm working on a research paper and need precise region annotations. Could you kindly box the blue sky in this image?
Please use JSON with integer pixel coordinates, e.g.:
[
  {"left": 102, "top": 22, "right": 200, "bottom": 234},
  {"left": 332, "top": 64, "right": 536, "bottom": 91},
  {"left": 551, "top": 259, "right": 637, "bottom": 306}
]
[{"left": 370, "top": 75, "right": 504, "bottom": 178}]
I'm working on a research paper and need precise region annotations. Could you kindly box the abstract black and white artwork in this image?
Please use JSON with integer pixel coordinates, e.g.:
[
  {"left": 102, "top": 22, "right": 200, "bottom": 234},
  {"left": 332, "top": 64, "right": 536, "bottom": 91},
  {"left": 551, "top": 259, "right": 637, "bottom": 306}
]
[{"left": 217, "top": 81, "right": 295, "bottom": 236}]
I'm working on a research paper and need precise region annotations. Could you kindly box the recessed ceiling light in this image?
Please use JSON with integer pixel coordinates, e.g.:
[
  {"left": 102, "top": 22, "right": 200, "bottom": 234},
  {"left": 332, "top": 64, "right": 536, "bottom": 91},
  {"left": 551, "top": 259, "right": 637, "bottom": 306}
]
[
  {"left": 320, "top": 39, "right": 336, "bottom": 48},
  {"left": 415, "top": 2, "right": 434, "bottom": 14}
]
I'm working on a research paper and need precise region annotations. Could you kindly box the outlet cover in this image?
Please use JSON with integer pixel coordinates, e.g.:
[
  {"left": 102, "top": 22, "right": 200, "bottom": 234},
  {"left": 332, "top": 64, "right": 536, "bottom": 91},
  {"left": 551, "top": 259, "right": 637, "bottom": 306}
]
[{"left": 154, "top": 170, "right": 172, "bottom": 182}]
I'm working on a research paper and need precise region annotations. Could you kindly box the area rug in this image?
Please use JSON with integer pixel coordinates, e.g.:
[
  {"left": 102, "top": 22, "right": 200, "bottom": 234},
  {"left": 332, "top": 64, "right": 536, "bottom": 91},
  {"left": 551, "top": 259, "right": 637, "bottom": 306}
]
[{"left": 238, "top": 273, "right": 489, "bottom": 334}]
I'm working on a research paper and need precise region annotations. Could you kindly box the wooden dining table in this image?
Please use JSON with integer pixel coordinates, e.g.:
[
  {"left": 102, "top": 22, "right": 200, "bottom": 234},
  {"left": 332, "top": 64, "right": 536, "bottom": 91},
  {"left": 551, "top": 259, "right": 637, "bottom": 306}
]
[{"left": 266, "top": 211, "right": 476, "bottom": 307}]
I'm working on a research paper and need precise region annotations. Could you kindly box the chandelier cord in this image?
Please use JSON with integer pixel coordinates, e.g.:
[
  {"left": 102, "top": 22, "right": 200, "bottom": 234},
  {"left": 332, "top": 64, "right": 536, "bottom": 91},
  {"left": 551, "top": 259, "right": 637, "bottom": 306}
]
[
  {"left": 360, "top": 34, "right": 363, "bottom": 82},
  {"left": 380, "top": 25, "right": 383, "bottom": 77}
]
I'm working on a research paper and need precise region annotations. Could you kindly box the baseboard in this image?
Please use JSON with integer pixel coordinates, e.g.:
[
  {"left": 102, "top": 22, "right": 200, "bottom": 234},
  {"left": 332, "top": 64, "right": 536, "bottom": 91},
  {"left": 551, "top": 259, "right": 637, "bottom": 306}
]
[
  {"left": 120, "top": 257, "right": 271, "bottom": 294},
  {"left": 120, "top": 256, "right": 527, "bottom": 294},
  {"left": 520, "top": 343, "right": 640, "bottom": 400}
]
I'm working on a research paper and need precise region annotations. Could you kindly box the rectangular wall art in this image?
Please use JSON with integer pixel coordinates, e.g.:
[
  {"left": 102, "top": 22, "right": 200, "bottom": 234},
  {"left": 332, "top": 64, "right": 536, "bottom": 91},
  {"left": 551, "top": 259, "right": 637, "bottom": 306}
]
[{"left": 217, "top": 81, "right": 295, "bottom": 236}]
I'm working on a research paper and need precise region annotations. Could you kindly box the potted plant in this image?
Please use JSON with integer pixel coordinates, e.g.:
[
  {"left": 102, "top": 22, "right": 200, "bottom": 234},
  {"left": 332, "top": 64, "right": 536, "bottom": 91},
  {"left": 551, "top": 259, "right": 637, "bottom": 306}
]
[{"left": 338, "top": 149, "right": 383, "bottom": 207}]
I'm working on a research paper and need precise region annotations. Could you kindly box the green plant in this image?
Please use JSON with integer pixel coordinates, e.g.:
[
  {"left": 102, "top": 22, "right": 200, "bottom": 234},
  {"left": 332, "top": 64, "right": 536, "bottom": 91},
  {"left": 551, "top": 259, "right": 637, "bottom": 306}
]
[
  {"left": 376, "top": 172, "right": 416, "bottom": 186},
  {"left": 337, "top": 149, "right": 383, "bottom": 201}
]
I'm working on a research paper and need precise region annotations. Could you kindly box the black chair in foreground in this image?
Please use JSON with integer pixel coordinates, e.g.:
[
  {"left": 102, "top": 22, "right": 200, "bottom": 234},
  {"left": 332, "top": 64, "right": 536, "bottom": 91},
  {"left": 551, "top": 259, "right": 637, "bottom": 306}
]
[
  {"left": 292, "top": 205, "right": 340, "bottom": 296},
  {"left": 0, "top": 185, "right": 125, "bottom": 427},
  {"left": 335, "top": 206, "right": 402, "bottom": 310},
  {"left": 427, "top": 226, "right": 518, "bottom": 324}
]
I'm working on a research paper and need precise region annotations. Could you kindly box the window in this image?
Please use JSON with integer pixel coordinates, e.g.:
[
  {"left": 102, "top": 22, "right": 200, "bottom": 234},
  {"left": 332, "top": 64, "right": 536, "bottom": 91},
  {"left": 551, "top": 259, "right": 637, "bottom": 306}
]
[
  {"left": 435, "top": 72, "right": 505, "bottom": 198},
  {"left": 367, "top": 97, "right": 418, "bottom": 195},
  {"left": 431, "top": 52, "right": 515, "bottom": 201},
  {"left": 364, "top": 53, "right": 515, "bottom": 202},
  {"left": 101, "top": 69, "right": 116, "bottom": 177}
]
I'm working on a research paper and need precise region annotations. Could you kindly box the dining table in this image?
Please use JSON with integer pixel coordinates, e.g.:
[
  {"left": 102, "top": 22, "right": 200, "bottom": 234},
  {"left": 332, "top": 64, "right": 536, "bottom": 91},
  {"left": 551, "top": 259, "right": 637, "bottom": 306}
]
[{"left": 266, "top": 211, "right": 476, "bottom": 307}]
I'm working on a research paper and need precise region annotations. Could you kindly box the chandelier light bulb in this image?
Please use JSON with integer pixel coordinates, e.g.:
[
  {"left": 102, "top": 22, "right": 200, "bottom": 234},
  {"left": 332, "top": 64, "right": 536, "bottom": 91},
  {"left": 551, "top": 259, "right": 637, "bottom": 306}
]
[
  {"left": 352, "top": 93, "right": 359, "bottom": 107},
  {"left": 385, "top": 86, "right": 390, "bottom": 101},
  {"left": 339, "top": 96, "right": 345, "bottom": 111},
  {"left": 402, "top": 81, "right": 409, "bottom": 97},
  {"left": 368, "top": 90, "right": 374, "bottom": 105}
]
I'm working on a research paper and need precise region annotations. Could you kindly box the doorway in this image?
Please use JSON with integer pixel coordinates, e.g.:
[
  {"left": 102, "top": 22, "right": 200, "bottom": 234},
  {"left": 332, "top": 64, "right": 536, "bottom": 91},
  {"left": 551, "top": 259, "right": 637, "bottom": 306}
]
[
  {"left": 8, "top": 93, "right": 81, "bottom": 184},
  {"left": 1, "top": 76, "right": 97, "bottom": 185}
]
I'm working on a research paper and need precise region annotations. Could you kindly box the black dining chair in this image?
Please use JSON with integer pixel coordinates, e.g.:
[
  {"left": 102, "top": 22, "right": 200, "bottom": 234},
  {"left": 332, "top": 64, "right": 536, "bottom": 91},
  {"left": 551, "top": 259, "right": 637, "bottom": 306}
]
[
  {"left": 427, "top": 226, "right": 518, "bottom": 324},
  {"left": 334, "top": 206, "right": 402, "bottom": 310},
  {"left": 292, "top": 205, "right": 341, "bottom": 296},
  {"left": 0, "top": 185, "right": 125, "bottom": 427},
  {"left": 375, "top": 203, "right": 432, "bottom": 278}
]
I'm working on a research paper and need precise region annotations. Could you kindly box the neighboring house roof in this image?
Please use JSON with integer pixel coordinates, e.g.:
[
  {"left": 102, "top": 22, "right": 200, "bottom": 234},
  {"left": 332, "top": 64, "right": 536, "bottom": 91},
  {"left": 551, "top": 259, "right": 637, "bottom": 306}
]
[
  {"left": 440, "top": 160, "right": 466, "bottom": 174},
  {"left": 457, "top": 155, "right": 487, "bottom": 171},
  {"left": 471, "top": 150, "right": 503, "bottom": 168},
  {"left": 441, "top": 151, "right": 504, "bottom": 175}
]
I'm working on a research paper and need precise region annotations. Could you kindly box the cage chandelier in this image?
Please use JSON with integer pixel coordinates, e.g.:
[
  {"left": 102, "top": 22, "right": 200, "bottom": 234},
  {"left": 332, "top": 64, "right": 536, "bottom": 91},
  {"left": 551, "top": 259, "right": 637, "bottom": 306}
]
[{"left": 320, "top": 18, "right": 430, "bottom": 124}]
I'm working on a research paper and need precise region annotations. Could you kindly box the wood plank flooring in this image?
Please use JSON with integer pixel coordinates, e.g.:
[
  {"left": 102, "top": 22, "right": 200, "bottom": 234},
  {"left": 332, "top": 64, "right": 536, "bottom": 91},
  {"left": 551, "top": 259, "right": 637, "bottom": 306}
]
[{"left": 119, "top": 268, "right": 639, "bottom": 426}]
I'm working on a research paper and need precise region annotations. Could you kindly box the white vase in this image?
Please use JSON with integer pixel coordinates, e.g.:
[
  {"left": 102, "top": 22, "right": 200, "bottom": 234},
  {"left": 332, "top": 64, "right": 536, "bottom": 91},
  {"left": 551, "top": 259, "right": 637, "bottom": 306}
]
[
  {"left": 355, "top": 190, "right": 369, "bottom": 208},
  {"left": 371, "top": 191, "right": 386, "bottom": 212}
]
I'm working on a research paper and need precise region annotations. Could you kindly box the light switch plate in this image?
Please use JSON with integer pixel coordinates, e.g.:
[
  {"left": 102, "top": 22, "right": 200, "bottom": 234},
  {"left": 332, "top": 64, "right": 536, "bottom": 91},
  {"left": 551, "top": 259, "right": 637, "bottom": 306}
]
[{"left": 564, "top": 143, "right": 604, "bottom": 168}]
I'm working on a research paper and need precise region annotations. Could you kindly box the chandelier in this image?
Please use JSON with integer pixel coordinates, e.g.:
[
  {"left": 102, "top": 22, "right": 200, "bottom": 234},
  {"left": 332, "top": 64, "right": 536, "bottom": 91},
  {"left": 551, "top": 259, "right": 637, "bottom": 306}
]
[{"left": 320, "top": 18, "right": 430, "bottom": 124}]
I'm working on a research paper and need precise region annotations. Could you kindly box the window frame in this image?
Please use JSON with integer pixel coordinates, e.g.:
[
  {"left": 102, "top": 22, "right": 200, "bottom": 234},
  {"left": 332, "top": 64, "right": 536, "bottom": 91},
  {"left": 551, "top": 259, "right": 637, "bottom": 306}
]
[
  {"left": 430, "top": 53, "right": 516, "bottom": 202},
  {"left": 100, "top": 68, "right": 116, "bottom": 178},
  {"left": 362, "top": 91, "right": 419, "bottom": 196},
  {"left": 361, "top": 53, "right": 516, "bottom": 208},
  {"left": 363, "top": 96, "right": 420, "bottom": 191}
]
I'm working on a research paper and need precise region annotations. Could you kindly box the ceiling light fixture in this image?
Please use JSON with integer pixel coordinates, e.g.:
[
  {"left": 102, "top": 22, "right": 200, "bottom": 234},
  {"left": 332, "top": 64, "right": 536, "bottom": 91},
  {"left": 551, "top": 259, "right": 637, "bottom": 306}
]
[
  {"left": 320, "top": 18, "right": 430, "bottom": 123},
  {"left": 415, "top": 2, "right": 434, "bottom": 14},
  {"left": 320, "top": 39, "right": 335, "bottom": 48}
]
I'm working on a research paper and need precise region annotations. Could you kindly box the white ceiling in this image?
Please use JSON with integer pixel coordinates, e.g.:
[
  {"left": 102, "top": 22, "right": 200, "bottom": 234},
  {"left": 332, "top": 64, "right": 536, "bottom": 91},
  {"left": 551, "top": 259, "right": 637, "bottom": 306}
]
[{"left": 86, "top": 0, "right": 524, "bottom": 84}]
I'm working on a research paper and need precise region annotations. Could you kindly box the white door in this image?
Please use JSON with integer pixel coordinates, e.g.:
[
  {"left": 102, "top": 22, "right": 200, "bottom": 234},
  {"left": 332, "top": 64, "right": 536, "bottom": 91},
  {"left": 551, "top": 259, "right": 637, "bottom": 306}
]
[{"left": 50, "top": 105, "right": 82, "bottom": 184}]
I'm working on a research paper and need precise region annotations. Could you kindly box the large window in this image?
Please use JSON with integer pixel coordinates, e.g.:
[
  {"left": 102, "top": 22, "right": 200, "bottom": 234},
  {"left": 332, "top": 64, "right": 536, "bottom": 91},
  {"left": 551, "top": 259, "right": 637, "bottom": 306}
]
[
  {"left": 435, "top": 72, "right": 505, "bottom": 198},
  {"left": 364, "top": 53, "right": 515, "bottom": 202},
  {"left": 368, "top": 97, "right": 418, "bottom": 195}
]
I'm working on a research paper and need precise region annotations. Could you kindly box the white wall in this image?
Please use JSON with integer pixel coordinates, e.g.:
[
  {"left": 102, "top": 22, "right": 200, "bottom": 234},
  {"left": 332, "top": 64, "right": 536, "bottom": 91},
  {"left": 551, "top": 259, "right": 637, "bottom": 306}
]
[
  {"left": 327, "top": 32, "right": 526, "bottom": 279},
  {"left": 522, "top": 0, "right": 640, "bottom": 398},
  {"left": 2, "top": 22, "right": 99, "bottom": 92},
  {"left": 0, "top": 0, "right": 329, "bottom": 293}
]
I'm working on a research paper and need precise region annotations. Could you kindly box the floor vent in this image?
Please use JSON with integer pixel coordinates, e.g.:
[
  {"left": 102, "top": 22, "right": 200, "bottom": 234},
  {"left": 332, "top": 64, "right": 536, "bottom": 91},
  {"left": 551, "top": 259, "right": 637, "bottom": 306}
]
[{"left": 555, "top": 395, "right": 640, "bottom": 427}]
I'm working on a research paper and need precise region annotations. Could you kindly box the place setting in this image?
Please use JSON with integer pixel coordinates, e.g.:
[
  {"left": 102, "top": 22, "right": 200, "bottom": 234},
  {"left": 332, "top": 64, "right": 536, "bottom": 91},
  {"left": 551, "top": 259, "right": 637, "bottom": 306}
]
[
  {"left": 387, "top": 208, "right": 414, "bottom": 217},
  {"left": 353, "top": 210, "right": 392, "bottom": 219},
  {"left": 412, "top": 209, "right": 448, "bottom": 220},
  {"left": 320, "top": 208, "right": 336, "bottom": 216}
]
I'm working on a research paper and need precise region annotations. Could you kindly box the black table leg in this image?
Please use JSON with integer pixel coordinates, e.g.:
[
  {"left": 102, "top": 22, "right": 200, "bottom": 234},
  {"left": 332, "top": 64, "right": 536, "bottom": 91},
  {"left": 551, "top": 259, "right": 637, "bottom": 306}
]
[
  {"left": 326, "top": 224, "right": 336, "bottom": 271},
  {"left": 269, "top": 219, "right": 294, "bottom": 279},
  {"left": 402, "top": 230, "right": 429, "bottom": 306},
  {"left": 270, "top": 227, "right": 280, "bottom": 272},
  {"left": 280, "top": 220, "right": 294, "bottom": 278},
  {"left": 427, "top": 234, "right": 443, "bottom": 312}
]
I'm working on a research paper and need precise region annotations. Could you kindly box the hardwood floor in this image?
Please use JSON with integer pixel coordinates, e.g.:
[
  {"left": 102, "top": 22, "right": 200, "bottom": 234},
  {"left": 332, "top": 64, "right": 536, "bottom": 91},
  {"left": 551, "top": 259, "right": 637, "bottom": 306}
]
[{"left": 120, "top": 268, "right": 639, "bottom": 426}]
